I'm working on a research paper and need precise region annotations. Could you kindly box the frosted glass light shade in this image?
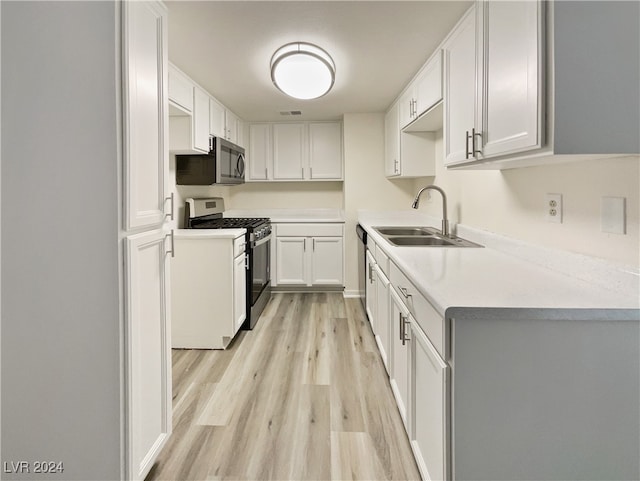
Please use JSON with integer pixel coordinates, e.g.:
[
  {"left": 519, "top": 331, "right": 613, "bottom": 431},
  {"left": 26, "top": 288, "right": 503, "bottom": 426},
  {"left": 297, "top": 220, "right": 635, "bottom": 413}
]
[{"left": 271, "top": 42, "right": 335, "bottom": 100}]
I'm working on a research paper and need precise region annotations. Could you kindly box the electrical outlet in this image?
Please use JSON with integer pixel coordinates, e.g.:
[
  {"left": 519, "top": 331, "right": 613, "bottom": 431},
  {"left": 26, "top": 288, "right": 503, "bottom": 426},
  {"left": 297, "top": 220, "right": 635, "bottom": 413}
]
[{"left": 546, "top": 193, "right": 562, "bottom": 223}]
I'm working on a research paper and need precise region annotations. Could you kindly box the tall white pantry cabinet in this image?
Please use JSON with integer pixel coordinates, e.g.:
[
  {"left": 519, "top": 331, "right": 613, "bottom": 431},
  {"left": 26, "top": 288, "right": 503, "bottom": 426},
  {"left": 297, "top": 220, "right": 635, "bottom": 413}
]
[{"left": 122, "top": 1, "right": 172, "bottom": 480}]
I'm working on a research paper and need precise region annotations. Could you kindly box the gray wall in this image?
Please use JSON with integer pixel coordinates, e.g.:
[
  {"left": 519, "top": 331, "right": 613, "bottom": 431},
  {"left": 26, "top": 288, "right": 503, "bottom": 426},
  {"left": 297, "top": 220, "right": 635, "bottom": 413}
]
[{"left": 1, "top": 2, "right": 122, "bottom": 479}]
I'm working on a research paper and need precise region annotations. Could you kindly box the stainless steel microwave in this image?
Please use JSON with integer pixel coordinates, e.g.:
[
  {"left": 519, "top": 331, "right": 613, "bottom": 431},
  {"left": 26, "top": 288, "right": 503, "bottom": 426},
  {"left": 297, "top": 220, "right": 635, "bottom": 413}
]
[{"left": 176, "top": 137, "right": 245, "bottom": 185}]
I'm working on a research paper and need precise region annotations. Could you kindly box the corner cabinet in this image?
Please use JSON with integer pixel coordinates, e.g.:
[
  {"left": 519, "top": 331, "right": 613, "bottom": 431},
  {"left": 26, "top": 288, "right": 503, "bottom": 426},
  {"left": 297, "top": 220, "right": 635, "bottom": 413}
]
[
  {"left": 122, "top": 1, "right": 172, "bottom": 480},
  {"left": 273, "top": 223, "right": 344, "bottom": 288},
  {"left": 247, "top": 121, "right": 343, "bottom": 182}
]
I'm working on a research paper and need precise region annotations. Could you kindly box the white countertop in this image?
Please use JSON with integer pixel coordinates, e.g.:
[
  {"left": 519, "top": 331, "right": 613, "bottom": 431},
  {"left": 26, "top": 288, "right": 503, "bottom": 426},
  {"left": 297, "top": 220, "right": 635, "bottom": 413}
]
[
  {"left": 358, "top": 210, "right": 640, "bottom": 317},
  {"left": 224, "top": 209, "right": 344, "bottom": 223},
  {"left": 174, "top": 228, "right": 246, "bottom": 239}
]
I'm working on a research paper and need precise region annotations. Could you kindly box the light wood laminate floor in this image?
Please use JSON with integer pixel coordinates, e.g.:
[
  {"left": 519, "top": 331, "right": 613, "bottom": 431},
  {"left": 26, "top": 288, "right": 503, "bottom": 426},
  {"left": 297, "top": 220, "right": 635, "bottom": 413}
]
[{"left": 147, "top": 293, "right": 420, "bottom": 481}]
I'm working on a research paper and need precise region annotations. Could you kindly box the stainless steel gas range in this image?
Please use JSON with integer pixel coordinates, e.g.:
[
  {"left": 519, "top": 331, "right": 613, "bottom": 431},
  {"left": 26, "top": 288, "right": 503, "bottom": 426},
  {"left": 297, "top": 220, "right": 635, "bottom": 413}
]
[{"left": 184, "top": 197, "right": 271, "bottom": 329}]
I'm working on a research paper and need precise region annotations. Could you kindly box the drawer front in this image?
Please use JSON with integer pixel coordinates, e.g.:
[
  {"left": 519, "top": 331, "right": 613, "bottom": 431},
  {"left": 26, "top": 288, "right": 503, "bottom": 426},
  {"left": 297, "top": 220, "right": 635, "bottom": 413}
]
[
  {"left": 234, "top": 235, "right": 246, "bottom": 258},
  {"left": 375, "top": 246, "right": 390, "bottom": 276},
  {"left": 276, "top": 223, "right": 343, "bottom": 237},
  {"left": 390, "top": 262, "right": 444, "bottom": 358}
]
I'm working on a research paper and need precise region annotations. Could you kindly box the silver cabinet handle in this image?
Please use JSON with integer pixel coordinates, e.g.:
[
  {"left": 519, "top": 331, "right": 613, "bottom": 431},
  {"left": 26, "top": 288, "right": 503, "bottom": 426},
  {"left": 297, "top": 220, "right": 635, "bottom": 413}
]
[
  {"left": 265, "top": 167, "right": 268, "bottom": 179},
  {"left": 166, "top": 229, "right": 175, "bottom": 258},
  {"left": 304, "top": 238, "right": 306, "bottom": 252},
  {"left": 399, "top": 312, "right": 406, "bottom": 345},
  {"left": 368, "top": 263, "right": 373, "bottom": 282},
  {"left": 312, "top": 238, "right": 315, "bottom": 251},
  {"left": 310, "top": 167, "right": 313, "bottom": 179},
  {"left": 398, "top": 286, "right": 412, "bottom": 299},
  {"left": 301, "top": 167, "right": 305, "bottom": 179},
  {"left": 245, "top": 254, "right": 249, "bottom": 270},
  {"left": 465, "top": 130, "right": 472, "bottom": 159},
  {"left": 165, "top": 192, "right": 174, "bottom": 221},
  {"left": 472, "top": 127, "right": 482, "bottom": 157},
  {"left": 403, "top": 318, "right": 411, "bottom": 344}
]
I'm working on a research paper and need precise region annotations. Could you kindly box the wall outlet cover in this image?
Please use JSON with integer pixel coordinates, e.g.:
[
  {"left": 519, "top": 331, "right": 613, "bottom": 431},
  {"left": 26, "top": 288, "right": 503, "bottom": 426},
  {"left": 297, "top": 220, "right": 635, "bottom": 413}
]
[
  {"left": 601, "top": 196, "right": 626, "bottom": 234},
  {"left": 546, "top": 193, "right": 562, "bottom": 223}
]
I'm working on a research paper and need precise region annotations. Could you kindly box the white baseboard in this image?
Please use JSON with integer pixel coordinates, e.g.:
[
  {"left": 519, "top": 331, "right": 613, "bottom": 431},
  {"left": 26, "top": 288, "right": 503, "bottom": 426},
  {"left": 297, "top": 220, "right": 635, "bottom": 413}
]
[{"left": 343, "top": 290, "right": 362, "bottom": 298}]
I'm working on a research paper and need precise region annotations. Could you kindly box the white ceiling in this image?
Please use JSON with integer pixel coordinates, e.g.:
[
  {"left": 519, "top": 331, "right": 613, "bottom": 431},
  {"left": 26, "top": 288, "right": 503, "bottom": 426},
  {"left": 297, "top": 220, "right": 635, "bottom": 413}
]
[{"left": 166, "top": 1, "right": 472, "bottom": 122}]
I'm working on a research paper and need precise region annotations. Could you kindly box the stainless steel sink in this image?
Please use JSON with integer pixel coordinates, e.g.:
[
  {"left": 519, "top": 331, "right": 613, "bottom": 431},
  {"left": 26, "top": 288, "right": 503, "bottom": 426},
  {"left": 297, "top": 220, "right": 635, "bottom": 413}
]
[
  {"left": 372, "top": 226, "right": 482, "bottom": 248},
  {"left": 388, "top": 236, "right": 454, "bottom": 246},
  {"left": 374, "top": 227, "right": 439, "bottom": 236}
]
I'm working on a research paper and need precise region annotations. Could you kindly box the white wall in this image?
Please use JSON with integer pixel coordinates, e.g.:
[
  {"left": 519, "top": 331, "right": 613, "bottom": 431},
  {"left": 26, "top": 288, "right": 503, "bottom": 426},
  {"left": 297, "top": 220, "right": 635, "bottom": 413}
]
[
  {"left": 343, "top": 113, "right": 417, "bottom": 295},
  {"left": 412, "top": 133, "right": 639, "bottom": 267},
  {"left": 1, "top": 2, "right": 122, "bottom": 479}
]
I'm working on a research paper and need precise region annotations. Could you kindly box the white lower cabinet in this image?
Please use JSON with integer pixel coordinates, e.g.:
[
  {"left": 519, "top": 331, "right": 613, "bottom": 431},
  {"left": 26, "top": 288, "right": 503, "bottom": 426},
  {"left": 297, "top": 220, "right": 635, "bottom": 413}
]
[
  {"left": 410, "top": 320, "right": 449, "bottom": 481},
  {"left": 374, "top": 264, "right": 391, "bottom": 374},
  {"left": 273, "top": 223, "right": 344, "bottom": 288},
  {"left": 390, "top": 287, "right": 411, "bottom": 431},
  {"left": 365, "top": 249, "right": 377, "bottom": 327},
  {"left": 171, "top": 233, "right": 246, "bottom": 349},
  {"left": 234, "top": 249, "right": 247, "bottom": 332},
  {"left": 275, "top": 237, "right": 307, "bottom": 285},
  {"left": 125, "top": 229, "right": 172, "bottom": 481}
]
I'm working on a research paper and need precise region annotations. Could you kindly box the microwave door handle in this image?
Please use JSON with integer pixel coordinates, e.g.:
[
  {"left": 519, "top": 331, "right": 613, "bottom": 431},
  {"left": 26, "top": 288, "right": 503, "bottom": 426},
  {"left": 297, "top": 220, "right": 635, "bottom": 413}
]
[{"left": 237, "top": 153, "right": 245, "bottom": 176}]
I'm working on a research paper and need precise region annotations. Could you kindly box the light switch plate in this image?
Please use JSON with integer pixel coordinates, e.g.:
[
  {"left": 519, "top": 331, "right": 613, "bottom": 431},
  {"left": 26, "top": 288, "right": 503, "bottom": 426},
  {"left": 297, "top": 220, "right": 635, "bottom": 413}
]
[{"left": 601, "top": 196, "right": 626, "bottom": 234}]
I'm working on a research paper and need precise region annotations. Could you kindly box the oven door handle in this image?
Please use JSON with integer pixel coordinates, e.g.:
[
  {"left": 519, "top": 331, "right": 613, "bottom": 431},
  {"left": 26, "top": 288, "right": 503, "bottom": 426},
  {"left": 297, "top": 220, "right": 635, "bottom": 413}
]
[{"left": 251, "top": 234, "right": 272, "bottom": 248}]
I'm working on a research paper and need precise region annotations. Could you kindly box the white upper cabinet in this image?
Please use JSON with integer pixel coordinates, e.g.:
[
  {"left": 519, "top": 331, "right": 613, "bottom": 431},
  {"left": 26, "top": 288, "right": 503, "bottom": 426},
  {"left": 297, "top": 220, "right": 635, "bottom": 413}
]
[
  {"left": 444, "top": 1, "right": 639, "bottom": 169},
  {"left": 168, "top": 65, "right": 193, "bottom": 113},
  {"left": 384, "top": 102, "right": 400, "bottom": 177},
  {"left": 123, "top": 0, "right": 169, "bottom": 231},
  {"left": 247, "top": 123, "right": 272, "bottom": 181},
  {"left": 399, "top": 50, "right": 444, "bottom": 130},
  {"left": 415, "top": 50, "right": 443, "bottom": 116},
  {"left": 248, "top": 121, "right": 343, "bottom": 182},
  {"left": 478, "top": 1, "right": 542, "bottom": 159},
  {"left": 193, "top": 86, "right": 210, "bottom": 153},
  {"left": 445, "top": 2, "right": 541, "bottom": 167},
  {"left": 443, "top": 7, "right": 478, "bottom": 165},
  {"left": 309, "top": 122, "right": 343, "bottom": 180},
  {"left": 209, "top": 97, "right": 226, "bottom": 139},
  {"left": 273, "top": 123, "right": 306, "bottom": 180}
]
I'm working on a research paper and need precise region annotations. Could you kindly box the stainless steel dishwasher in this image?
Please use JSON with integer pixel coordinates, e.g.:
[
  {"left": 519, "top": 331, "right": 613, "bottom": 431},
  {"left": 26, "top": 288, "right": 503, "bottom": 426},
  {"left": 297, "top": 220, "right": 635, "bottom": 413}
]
[{"left": 356, "top": 224, "right": 367, "bottom": 309}]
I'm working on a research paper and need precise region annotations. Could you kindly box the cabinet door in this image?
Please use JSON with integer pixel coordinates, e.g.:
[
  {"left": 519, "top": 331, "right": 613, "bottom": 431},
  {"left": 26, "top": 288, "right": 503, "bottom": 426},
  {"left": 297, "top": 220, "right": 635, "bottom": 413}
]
[
  {"left": 415, "top": 50, "right": 443, "bottom": 116},
  {"left": 443, "top": 7, "right": 477, "bottom": 166},
  {"left": 411, "top": 322, "right": 448, "bottom": 481},
  {"left": 384, "top": 102, "right": 400, "bottom": 177},
  {"left": 399, "top": 88, "right": 415, "bottom": 129},
  {"left": 273, "top": 123, "right": 305, "bottom": 180},
  {"left": 308, "top": 122, "right": 343, "bottom": 180},
  {"left": 209, "top": 97, "right": 226, "bottom": 139},
  {"left": 365, "top": 250, "right": 377, "bottom": 327},
  {"left": 123, "top": 0, "right": 168, "bottom": 230},
  {"left": 125, "top": 229, "right": 172, "bottom": 481},
  {"left": 310, "top": 236, "right": 343, "bottom": 286},
  {"left": 193, "top": 86, "right": 210, "bottom": 153},
  {"left": 226, "top": 110, "right": 239, "bottom": 144},
  {"left": 248, "top": 124, "right": 272, "bottom": 181},
  {"left": 390, "top": 288, "right": 411, "bottom": 431},
  {"left": 168, "top": 65, "right": 193, "bottom": 113},
  {"left": 374, "top": 265, "right": 391, "bottom": 374},
  {"left": 276, "top": 237, "right": 307, "bottom": 285},
  {"left": 233, "top": 253, "right": 247, "bottom": 332},
  {"left": 478, "top": 1, "right": 542, "bottom": 158}
]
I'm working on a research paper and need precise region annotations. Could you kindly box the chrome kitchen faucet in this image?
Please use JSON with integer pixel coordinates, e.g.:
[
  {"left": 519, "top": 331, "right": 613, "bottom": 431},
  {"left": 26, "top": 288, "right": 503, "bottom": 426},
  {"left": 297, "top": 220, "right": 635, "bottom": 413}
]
[{"left": 412, "top": 185, "right": 450, "bottom": 238}]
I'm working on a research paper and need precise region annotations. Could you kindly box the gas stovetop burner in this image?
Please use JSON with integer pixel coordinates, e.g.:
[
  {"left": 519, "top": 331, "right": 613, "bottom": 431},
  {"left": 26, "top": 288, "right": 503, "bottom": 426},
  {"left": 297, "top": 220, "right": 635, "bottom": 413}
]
[{"left": 191, "top": 217, "right": 270, "bottom": 230}]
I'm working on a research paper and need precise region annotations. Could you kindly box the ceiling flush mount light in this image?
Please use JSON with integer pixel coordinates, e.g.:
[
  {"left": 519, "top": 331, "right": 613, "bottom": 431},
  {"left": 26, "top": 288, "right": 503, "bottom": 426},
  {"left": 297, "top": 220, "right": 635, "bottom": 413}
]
[{"left": 270, "top": 42, "right": 335, "bottom": 100}]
